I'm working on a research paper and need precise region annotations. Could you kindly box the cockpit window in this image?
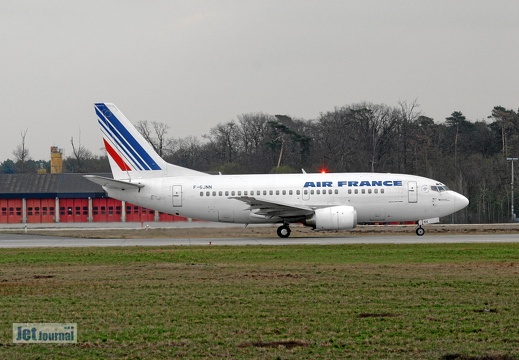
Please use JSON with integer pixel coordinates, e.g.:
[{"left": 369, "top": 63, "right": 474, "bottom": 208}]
[{"left": 431, "top": 185, "right": 449, "bottom": 192}]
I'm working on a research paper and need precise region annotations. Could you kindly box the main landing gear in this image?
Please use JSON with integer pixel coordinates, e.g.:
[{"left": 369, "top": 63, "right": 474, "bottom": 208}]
[
  {"left": 277, "top": 224, "right": 291, "bottom": 238},
  {"left": 415, "top": 226, "right": 425, "bottom": 236}
]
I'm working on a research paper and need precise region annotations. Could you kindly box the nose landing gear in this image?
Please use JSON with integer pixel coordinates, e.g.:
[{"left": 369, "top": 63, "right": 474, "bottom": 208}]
[
  {"left": 415, "top": 226, "right": 425, "bottom": 236},
  {"left": 415, "top": 217, "right": 439, "bottom": 236}
]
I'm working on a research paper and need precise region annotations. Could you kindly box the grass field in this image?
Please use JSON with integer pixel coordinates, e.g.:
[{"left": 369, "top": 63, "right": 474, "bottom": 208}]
[{"left": 1, "top": 243, "right": 518, "bottom": 359}]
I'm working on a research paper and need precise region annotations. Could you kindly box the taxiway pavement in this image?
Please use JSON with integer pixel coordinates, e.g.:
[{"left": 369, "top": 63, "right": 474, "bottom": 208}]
[{"left": 0, "top": 232, "right": 518, "bottom": 248}]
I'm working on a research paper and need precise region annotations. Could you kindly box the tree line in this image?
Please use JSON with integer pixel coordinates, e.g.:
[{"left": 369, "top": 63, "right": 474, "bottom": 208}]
[{"left": 3, "top": 100, "right": 519, "bottom": 224}]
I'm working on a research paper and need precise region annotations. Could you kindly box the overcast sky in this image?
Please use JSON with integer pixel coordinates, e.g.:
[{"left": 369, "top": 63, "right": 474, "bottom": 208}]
[{"left": 1, "top": 0, "right": 518, "bottom": 162}]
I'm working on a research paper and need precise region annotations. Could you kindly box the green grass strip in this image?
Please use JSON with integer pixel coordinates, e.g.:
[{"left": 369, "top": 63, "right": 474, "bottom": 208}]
[{"left": 0, "top": 243, "right": 518, "bottom": 359}]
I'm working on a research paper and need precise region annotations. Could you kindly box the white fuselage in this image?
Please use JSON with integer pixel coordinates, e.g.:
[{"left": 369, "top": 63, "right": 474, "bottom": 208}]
[{"left": 104, "top": 172, "right": 468, "bottom": 224}]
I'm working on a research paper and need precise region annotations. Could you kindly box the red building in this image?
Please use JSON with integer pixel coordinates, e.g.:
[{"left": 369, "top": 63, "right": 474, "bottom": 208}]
[{"left": 0, "top": 173, "right": 187, "bottom": 224}]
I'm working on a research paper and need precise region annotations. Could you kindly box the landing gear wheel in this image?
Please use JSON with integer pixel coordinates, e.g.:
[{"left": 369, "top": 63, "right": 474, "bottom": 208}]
[
  {"left": 277, "top": 225, "right": 291, "bottom": 238},
  {"left": 416, "top": 226, "right": 425, "bottom": 236}
]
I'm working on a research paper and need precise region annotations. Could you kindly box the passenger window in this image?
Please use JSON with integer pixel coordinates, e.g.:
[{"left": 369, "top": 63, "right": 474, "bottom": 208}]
[
  {"left": 316, "top": 190, "right": 320, "bottom": 195},
  {"left": 212, "top": 191, "right": 216, "bottom": 196},
  {"left": 381, "top": 189, "right": 385, "bottom": 194},
  {"left": 244, "top": 191, "right": 248, "bottom": 196},
  {"left": 269, "top": 190, "right": 273, "bottom": 195},
  {"left": 374, "top": 189, "right": 378, "bottom": 194},
  {"left": 282, "top": 190, "right": 286, "bottom": 195},
  {"left": 238, "top": 191, "right": 241, "bottom": 196},
  {"left": 219, "top": 191, "right": 222, "bottom": 196},
  {"left": 297, "top": 190, "right": 300, "bottom": 195},
  {"left": 231, "top": 191, "right": 236, "bottom": 196},
  {"left": 225, "top": 191, "right": 229, "bottom": 196},
  {"left": 368, "top": 189, "right": 372, "bottom": 194},
  {"left": 263, "top": 190, "right": 267, "bottom": 195},
  {"left": 311, "top": 190, "right": 315, "bottom": 195},
  {"left": 354, "top": 189, "right": 358, "bottom": 194},
  {"left": 206, "top": 191, "right": 210, "bottom": 196},
  {"left": 276, "top": 190, "right": 279, "bottom": 195},
  {"left": 289, "top": 190, "right": 293, "bottom": 195},
  {"left": 362, "top": 189, "right": 365, "bottom": 194},
  {"left": 335, "top": 189, "right": 338, "bottom": 194},
  {"left": 200, "top": 192, "right": 203, "bottom": 196}
]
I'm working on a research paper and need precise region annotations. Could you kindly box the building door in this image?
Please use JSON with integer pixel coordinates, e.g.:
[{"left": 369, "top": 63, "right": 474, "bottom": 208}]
[{"left": 0, "top": 199, "right": 22, "bottom": 223}]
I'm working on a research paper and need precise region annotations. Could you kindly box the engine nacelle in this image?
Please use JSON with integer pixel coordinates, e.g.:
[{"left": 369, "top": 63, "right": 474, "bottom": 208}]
[{"left": 304, "top": 205, "right": 357, "bottom": 230}]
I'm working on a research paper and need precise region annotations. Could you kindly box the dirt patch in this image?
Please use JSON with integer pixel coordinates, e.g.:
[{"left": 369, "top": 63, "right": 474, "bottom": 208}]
[
  {"left": 358, "top": 312, "right": 398, "bottom": 318},
  {"left": 238, "top": 340, "right": 309, "bottom": 349}
]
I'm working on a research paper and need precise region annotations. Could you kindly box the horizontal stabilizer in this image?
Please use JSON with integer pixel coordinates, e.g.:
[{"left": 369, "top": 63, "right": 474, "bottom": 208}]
[{"left": 84, "top": 175, "right": 144, "bottom": 190}]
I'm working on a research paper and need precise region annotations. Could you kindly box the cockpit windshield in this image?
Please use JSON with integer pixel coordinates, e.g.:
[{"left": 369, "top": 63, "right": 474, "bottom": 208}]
[{"left": 431, "top": 185, "right": 450, "bottom": 192}]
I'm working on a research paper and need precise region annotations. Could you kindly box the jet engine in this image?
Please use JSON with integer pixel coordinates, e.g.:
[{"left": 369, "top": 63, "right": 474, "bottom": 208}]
[{"left": 304, "top": 205, "right": 357, "bottom": 230}]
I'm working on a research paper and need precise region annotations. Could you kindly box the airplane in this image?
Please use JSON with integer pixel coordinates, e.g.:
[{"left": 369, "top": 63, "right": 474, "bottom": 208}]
[{"left": 85, "top": 103, "right": 469, "bottom": 237}]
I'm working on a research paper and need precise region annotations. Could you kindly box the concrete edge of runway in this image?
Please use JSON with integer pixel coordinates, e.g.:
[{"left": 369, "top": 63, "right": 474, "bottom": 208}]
[
  {"left": 0, "top": 232, "right": 518, "bottom": 248},
  {"left": 0, "top": 222, "right": 518, "bottom": 248}
]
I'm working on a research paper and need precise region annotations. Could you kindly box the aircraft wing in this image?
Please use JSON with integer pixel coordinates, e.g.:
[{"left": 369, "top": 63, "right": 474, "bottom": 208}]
[
  {"left": 84, "top": 175, "right": 144, "bottom": 190},
  {"left": 231, "top": 196, "right": 314, "bottom": 218}
]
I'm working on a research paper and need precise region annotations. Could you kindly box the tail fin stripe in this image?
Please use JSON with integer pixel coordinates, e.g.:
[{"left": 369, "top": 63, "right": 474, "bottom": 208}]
[
  {"left": 98, "top": 115, "right": 145, "bottom": 171},
  {"left": 95, "top": 104, "right": 161, "bottom": 171},
  {"left": 100, "top": 108, "right": 161, "bottom": 170},
  {"left": 103, "top": 138, "right": 132, "bottom": 171},
  {"left": 96, "top": 107, "right": 148, "bottom": 170}
]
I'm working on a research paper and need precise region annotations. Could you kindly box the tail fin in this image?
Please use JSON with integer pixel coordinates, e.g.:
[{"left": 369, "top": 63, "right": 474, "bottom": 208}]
[{"left": 95, "top": 103, "right": 206, "bottom": 180}]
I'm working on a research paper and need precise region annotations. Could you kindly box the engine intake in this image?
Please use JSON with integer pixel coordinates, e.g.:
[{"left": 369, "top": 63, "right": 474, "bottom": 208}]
[{"left": 304, "top": 205, "right": 357, "bottom": 230}]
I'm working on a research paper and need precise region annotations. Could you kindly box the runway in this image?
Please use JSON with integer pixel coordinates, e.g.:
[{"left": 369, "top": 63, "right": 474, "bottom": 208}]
[{"left": 0, "top": 232, "right": 518, "bottom": 248}]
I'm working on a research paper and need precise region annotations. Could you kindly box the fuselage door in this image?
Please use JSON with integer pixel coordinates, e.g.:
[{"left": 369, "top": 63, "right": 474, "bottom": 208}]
[
  {"left": 408, "top": 181, "right": 418, "bottom": 203},
  {"left": 172, "top": 185, "right": 182, "bottom": 207},
  {"left": 302, "top": 188, "right": 310, "bottom": 201}
]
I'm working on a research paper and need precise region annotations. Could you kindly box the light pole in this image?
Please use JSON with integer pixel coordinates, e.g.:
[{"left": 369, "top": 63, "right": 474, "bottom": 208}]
[{"left": 507, "top": 157, "right": 518, "bottom": 221}]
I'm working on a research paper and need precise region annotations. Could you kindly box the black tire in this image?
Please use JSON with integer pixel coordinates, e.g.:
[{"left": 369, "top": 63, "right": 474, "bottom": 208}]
[
  {"left": 416, "top": 227, "right": 425, "bottom": 236},
  {"left": 277, "top": 225, "right": 291, "bottom": 238}
]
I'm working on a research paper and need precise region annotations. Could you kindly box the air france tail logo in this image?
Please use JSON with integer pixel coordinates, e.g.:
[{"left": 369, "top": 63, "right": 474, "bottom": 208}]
[
  {"left": 95, "top": 103, "right": 162, "bottom": 171},
  {"left": 304, "top": 180, "right": 403, "bottom": 187}
]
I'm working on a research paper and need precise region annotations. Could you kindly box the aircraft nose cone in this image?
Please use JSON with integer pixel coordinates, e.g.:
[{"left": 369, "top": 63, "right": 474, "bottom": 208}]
[{"left": 454, "top": 192, "right": 469, "bottom": 211}]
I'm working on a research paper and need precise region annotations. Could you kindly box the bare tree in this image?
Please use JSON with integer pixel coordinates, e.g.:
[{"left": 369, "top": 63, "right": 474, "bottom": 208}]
[
  {"left": 167, "top": 136, "right": 204, "bottom": 169},
  {"left": 13, "top": 129, "right": 31, "bottom": 173},
  {"left": 205, "top": 121, "right": 240, "bottom": 164},
  {"left": 69, "top": 135, "right": 93, "bottom": 173},
  {"left": 349, "top": 103, "right": 399, "bottom": 172},
  {"left": 397, "top": 99, "right": 422, "bottom": 172},
  {"left": 314, "top": 107, "right": 359, "bottom": 172},
  {"left": 136, "top": 120, "right": 172, "bottom": 157}
]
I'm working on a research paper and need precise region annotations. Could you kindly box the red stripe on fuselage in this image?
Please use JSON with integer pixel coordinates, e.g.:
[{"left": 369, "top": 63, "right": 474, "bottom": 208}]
[{"left": 103, "top": 138, "right": 131, "bottom": 171}]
